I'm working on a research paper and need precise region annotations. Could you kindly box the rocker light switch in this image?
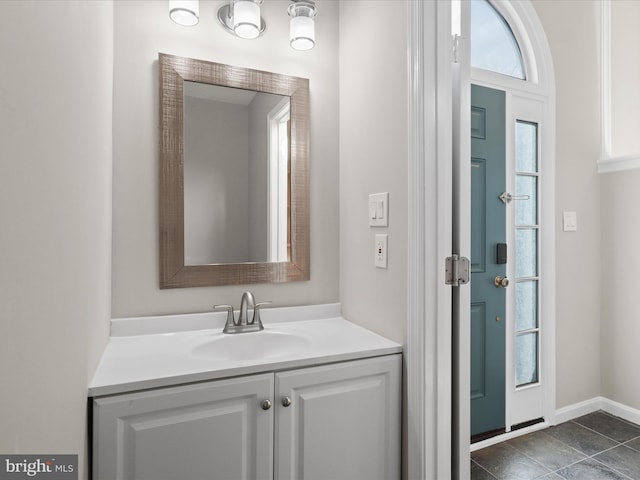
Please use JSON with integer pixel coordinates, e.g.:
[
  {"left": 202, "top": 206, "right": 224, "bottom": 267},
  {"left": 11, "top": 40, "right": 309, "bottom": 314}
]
[
  {"left": 563, "top": 211, "right": 577, "bottom": 232},
  {"left": 369, "top": 202, "right": 377, "bottom": 220},
  {"left": 369, "top": 192, "right": 389, "bottom": 227}
]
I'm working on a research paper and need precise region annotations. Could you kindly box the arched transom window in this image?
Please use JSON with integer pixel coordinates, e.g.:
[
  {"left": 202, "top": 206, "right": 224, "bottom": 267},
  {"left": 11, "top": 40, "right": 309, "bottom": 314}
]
[{"left": 471, "top": 0, "right": 526, "bottom": 79}]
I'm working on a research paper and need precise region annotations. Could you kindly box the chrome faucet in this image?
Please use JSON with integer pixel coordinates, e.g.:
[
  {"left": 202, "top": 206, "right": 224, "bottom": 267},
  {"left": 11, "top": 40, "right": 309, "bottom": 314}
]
[
  {"left": 214, "top": 291, "right": 271, "bottom": 334},
  {"left": 237, "top": 291, "right": 255, "bottom": 326}
]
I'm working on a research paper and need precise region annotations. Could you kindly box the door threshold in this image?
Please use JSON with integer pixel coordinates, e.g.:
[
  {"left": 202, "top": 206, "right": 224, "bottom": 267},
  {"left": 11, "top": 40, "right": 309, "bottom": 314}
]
[
  {"left": 471, "top": 428, "right": 506, "bottom": 444},
  {"left": 470, "top": 419, "right": 550, "bottom": 452},
  {"left": 512, "top": 417, "right": 545, "bottom": 431}
]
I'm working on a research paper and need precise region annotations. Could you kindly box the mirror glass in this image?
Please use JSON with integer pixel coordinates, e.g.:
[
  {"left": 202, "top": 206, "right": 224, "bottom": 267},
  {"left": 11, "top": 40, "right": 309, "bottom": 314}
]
[
  {"left": 183, "top": 82, "right": 290, "bottom": 265},
  {"left": 159, "top": 53, "right": 309, "bottom": 288}
]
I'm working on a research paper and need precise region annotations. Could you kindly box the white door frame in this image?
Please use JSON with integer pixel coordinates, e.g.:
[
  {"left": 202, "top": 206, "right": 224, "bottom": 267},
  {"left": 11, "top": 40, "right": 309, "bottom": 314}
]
[
  {"left": 406, "top": 1, "right": 453, "bottom": 478},
  {"left": 406, "top": 1, "right": 556, "bottom": 478}
]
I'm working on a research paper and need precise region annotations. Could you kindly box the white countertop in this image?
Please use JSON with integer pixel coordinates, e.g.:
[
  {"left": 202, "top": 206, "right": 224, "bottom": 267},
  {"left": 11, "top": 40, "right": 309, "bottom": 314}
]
[{"left": 89, "top": 304, "right": 402, "bottom": 397}]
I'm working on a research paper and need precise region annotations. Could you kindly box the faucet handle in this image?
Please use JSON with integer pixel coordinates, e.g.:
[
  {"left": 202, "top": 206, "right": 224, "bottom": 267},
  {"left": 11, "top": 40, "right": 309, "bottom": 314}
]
[
  {"left": 213, "top": 304, "right": 235, "bottom": 327},
  {"left": 252, "top": 301, "right": 272, "bottom": 328}
]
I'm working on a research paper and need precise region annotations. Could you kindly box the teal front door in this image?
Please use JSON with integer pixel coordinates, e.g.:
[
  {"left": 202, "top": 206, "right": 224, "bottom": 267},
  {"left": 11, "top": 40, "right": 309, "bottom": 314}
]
[{"left": 470, "top": 84, "right": 506, "bottom": 436}]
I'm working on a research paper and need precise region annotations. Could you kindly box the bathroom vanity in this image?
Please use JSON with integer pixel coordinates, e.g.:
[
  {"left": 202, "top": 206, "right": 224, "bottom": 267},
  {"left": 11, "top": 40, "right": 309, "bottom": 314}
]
[{"left": 89, "top": 304, "right": 402, "bottom": 480}]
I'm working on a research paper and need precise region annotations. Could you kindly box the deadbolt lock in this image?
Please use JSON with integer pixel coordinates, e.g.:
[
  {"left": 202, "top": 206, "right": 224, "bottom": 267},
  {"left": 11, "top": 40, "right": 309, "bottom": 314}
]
[{"left": 494, "top": 276, "right": 509, "bottom": 288}]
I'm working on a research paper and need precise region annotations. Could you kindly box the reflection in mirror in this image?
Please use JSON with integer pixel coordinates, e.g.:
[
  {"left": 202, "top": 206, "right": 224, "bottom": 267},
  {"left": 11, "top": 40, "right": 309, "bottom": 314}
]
[
  {"left": 159, "top": 53, "right": 309, "bottom": 288},
  {"left": 183, "top": 82, "right": 290, "bottom": 265}
]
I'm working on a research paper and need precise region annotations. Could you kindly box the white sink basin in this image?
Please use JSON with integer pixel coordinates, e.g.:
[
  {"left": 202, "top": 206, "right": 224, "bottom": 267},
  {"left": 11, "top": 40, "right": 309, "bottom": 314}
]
[
  {"left": 191, "top": 330, "right": 312, "bottom": 361},
  {"left": 90, "top": 308, "right": 404, "bottom": 397}
]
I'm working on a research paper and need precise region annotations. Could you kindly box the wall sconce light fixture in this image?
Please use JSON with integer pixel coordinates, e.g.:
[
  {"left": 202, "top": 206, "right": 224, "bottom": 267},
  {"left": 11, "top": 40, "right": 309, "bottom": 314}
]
[
  {"left": 169, "top": 0, "right": 199, "bottom": 26},
  {"left": 288, "top": 1, "right": 317, "bottom": 51},
  {"left": 217, "top": 0, "right": 266, "bottom": 39}
]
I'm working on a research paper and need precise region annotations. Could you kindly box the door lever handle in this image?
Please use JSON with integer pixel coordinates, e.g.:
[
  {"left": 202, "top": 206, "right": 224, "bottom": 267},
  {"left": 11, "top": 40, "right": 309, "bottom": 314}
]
[
  {"left": 494, "top": 276, "right": 509, "bottom": 288},
  {"left": 499, "top": 192, "right": 530, "bottom": 204}
]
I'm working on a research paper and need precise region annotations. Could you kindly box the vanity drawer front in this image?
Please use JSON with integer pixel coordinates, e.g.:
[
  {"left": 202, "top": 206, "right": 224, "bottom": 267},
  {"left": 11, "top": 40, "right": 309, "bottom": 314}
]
[
  {"left": 93, "top": 373, "right": 274, "bottom": 480},
  {"left": 274, "top": 354, "right": 401, "bottom": 480}
]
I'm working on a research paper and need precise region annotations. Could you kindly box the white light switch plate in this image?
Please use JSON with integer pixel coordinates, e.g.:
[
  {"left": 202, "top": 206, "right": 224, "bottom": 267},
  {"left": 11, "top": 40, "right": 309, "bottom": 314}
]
[
  {"left": 369, "top": 192, "right": 389, "bottom": 227},
  {"left": 375, "top": 234, "right": 388, "bottom": 269},
  {"left": 563, "top": 211, "right": 577, "bottom": 232}
]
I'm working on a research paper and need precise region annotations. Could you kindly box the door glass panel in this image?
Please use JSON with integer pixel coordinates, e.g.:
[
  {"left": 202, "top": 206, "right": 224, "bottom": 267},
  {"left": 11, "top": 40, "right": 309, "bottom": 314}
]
[
  {"left": 515, "top": 228, "right": 537, "bottom": 277},
  {"left": 516, "top": 281, "right": 538, "bottom": 331},
  {"left": 516, "top": 121, "right": 537, "bottom": 172},
  {"left": 516, "top": 332, "right": 538, "bottom": 386},
  {"left": 515, "top": 175, "right": 537, "bottom": 225},
  {"left": 515, "top": 120, "right": 539, "bottom": 390}
]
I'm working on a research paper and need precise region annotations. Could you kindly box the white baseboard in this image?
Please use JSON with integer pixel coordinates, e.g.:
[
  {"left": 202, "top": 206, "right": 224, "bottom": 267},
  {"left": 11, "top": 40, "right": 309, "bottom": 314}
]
[
  {"left": 555, "top": 397, "right": 604, "bottom": 424},
  {"left": 601, "top": 398, "right": 640, "bottom": 426},
  {"left": 555, "top": 396, "right": 640, "bottom": 426}
]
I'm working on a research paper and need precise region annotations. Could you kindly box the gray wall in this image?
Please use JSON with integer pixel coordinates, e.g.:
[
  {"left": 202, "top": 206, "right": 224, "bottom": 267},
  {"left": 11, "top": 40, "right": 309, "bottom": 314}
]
[
  {"left": 600, "top": 0, "right": 640, "bottom": 411},
  {"left": 532, "top": 0, "right": 603, "bottom": 409},
  {"left": 601, "top": 170, "right": 640, "bottom": 410},
  {"left": 0, "top": 1, "right": 113, "bottom": 476},
  {"left": 338, "top": 1, "right": 408, "bottom": 345},
  {"left": 611, "top": 1, "right": 640, "bottom": 157},
  {"left": 112, "top": 0, "right": 339, "bottom": 317}
]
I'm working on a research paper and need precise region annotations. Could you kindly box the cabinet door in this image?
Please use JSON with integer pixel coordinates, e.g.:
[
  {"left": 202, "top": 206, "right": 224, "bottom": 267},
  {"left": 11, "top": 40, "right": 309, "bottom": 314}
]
[
  {"left": 93, "top": 374, "right": 274, "bottom": 480},
  {"left": 275, "top": 354, "right": 401, "bottom": 480}
]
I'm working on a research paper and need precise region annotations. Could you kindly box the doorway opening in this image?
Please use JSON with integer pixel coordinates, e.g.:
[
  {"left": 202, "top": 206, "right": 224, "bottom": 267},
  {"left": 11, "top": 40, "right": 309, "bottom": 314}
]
[
  {"left": 465, "top": 0, "right": 556, "bottom": 448},
  {"left": 406, "top": 1, "right": 555, "bottom": 478}
]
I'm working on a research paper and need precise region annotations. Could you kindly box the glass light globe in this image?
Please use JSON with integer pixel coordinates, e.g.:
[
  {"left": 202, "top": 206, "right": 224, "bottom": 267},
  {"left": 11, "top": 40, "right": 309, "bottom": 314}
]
[
  {"left": 290, "top": 15, "right": 315, "bottom": 50},
  {"left": 169, "top": 0, "right": 199, "bottom": 26},
  {"left": 233, "top": 1, "right": 261, "bottom": 39}
]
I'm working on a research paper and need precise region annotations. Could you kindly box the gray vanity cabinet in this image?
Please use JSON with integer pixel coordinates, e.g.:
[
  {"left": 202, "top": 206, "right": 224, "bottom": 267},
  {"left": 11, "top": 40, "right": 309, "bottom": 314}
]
[{"left": 92, "top": 355, "right": 401, "bottom": 480}]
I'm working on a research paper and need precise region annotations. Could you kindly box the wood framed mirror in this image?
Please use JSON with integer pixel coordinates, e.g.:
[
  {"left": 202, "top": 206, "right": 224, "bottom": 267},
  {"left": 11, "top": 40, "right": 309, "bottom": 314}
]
[{"left": 159, "top": 53, "right": 310, "bottom": 288}]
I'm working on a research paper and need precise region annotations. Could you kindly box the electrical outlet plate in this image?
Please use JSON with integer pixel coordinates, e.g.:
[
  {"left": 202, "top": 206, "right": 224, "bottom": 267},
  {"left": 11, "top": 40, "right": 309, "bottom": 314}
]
[{"left": 375, "top": 234, "right": 388, "bottom": 269}]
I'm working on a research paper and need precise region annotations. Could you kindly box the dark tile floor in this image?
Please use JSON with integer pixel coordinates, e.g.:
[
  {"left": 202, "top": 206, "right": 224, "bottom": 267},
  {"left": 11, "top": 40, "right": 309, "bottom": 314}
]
[{"left": 471, "top": 411, "right": 640, "bottom": 479}]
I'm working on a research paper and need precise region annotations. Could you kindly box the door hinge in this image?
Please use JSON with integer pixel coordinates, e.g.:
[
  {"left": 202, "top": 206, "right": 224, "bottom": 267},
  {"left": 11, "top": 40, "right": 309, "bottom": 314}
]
[{"left": 445, "top": 254, "right": 470, "bottom": 286}]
